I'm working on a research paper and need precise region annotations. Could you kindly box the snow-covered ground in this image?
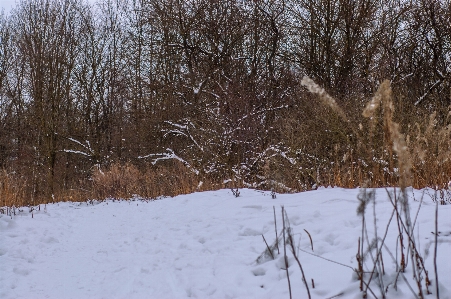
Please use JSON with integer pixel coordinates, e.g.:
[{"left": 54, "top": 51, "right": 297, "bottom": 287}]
[{"left": 1, "top": 188, "right": 450, "bottom": 299}]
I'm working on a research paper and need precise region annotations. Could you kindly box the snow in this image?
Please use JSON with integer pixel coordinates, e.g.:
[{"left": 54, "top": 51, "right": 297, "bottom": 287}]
[{"left": 1, "top": 188, "right": 450, "bottom": 299}]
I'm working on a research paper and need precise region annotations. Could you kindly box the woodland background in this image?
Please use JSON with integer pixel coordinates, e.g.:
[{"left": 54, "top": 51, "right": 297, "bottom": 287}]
[{"left": 0, "top": 0, "right": 450, "bottom": 205}]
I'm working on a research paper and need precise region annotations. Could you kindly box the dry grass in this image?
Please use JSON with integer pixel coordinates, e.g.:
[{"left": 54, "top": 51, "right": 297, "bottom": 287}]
[
  {"left": 409, "top": 109, "right": 451, "bottom": 189},
  {"left": 279, "top": 78, "right": 451, "bottom": 191},
  {"left": 1, "top": 161, "right": 216, "bottom": 207},
  {"left": 91, "top": 162, "right": 202, "bottom": 200},
  {"left": 0, "top": 170, "right": 28, "bottom": 208},
  {"left": 362, "top": 80, "right": 412, "bottom": 189}
]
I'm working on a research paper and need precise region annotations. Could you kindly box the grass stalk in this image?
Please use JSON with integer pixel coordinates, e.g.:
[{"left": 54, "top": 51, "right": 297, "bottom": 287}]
[
  {"left": 262, "top": 234, "right": 275, "bottom": 260},
  {"left": 304, "top": 229, "right": 314, "bottom": 251},
  {"left": 434, "top": 200, "right": 440, "bottom": 299},
  {"left": 281, "top": 206, "right": 292, "bottom": 299},
  {"left": 287, "top": 228, "right": 311, "bottom": 299},
  {"left": 274, "top": 206, "right": 280, "bottom": 254}
]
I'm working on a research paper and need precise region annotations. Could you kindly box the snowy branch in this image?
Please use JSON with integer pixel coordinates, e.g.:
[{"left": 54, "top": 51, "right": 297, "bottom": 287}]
[
  {"left": 250, "top": 145, "right": 297, "bottom": 168},
  {"left": 62, "top": 149, "right": 91, "bottom": 157},
  {"left": 62, "top": 138, "right": 95, "bottom": 160},
  {"left": 138, "top": 148, "right": 199, "bottom": 175},
  {"left": 163, "top": 120, "right": 204, "bottom": 152},
  {"left": 414, "top": 80, "right": 442, "bottom": 106},
  {"left": 236, "top": 105, "right": 289, "bottom": 127}
]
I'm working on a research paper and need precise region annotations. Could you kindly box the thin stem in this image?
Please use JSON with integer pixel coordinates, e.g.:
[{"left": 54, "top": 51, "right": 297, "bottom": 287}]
[
  {"left": 282, "top": 206, "right": 292, "bottom": 299},
  {"left": 304, "top": 229, "right": 314, "bottom": 251},
  {"left": 287, "top": 228, "right": 311, "bottom": 299},
  {"left": 262, "top": 234, "right": 275, "bottom": 260},
  {"left": 274, "top": 206, "right": 279, "bottom": 254},
  {"left": 434, "top": 200, "right": 440, "bottom": 299}
]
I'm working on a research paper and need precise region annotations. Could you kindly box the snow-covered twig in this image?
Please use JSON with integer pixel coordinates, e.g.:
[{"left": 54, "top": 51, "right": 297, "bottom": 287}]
[
  {"left": 62, "top": 149, "right": 91, "bottom": 157},
  {"left": 138, "top": 148, "right": 199, "bottom": 175},
  {"left": 163, "top": 120, "right": 204, "bottom": 152},
  {"left": 235, "top": 105, "right": 288, "bottom": 129},
  {"left": 62, "top": 137, "right": 96, "bottom": 160},
  {"left": 250, "top": 144, "right": 296, "bottom": 169},
  {"left": 414, "top": 80, "right": 442, "bottom": 106}
]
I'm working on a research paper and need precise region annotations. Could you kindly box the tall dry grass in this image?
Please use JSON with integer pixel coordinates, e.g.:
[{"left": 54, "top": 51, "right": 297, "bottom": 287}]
[
  {"left": 409, "top": 110, "right": 451, "bottom": 189},
  {"left": 275, "top": 77, "right": 450, "bottom": 191},
  {"left": 362, "top": 80, "right": 411, "bottom": 189},
  {"left": 91, "top": 162, "right": 206, "bottom": 200},
  {"left": 0, "top": 170, "right": 28, "bottom": 208}
]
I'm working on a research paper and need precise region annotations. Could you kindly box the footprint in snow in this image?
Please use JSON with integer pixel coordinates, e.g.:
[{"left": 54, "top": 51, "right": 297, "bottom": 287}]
[
  {"left": 13, "top": 267, "right": 30, "bottom": 276},
  {"left": 324, "top": 233, "right": 339, "bottom": 246},
  {"left": 252, "top": 267, "right": 266, "bottom": 276},
  {"left": 0, "top": 247, "right": 7, "bottom": 256},
  {"left": 289, "top": 215, "right": 303, "bottom": 225},
  {"left": 41, "top": 236, "right": 59, "bottom": 244},
  {"left": 239, "top": 228, "right": 261, "bottom": 236},
  {"left": 242, "top": 205, "right": 262, "bottom": 210}
]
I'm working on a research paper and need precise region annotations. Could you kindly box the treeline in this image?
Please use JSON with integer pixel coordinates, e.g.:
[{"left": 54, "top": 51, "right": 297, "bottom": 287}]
[{"left": 0, "top": 0, "right": 450, "bottom": 204}]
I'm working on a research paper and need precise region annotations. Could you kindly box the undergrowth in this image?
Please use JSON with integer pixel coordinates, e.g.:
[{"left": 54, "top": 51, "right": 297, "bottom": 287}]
[{"left": 1, "top": 80, "right": 450, "bottom": 207}]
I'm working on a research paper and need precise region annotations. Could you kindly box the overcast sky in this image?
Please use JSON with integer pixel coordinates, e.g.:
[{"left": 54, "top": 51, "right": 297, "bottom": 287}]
[
  {"left": 1, "top": 0, "right": 98, "bottom": 15},
  {"left": 1, "top": 0, "right": 17, "bottom": 15}
]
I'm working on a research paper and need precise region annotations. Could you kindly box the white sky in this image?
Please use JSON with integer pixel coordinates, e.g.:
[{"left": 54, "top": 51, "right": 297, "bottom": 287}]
[
  {"left": 1, "top": 0, "right": 96, "bottom": 15},
  {"left": 1, "top": 0, "right": 17, "bottom": 15}
]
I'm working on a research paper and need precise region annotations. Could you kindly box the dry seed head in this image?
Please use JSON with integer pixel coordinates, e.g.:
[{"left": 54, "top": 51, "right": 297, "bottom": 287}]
[
  {"left": 382, "top": 82, "right": 411, "bottom": 189},
  {"left": 343, "top": 153, "right": 348, "bottom": 162},
  {"left": 363, "top": 93, "right": 382, "bottom": 118},
  {"left": 363, "top": 80, "right": 412, "bottom": 189},
  {"left": 301, "top": 76, "right": 347, "bottom": 121},
  {"left": 425, "top": 112, "right": 437, "bottom": 136}
]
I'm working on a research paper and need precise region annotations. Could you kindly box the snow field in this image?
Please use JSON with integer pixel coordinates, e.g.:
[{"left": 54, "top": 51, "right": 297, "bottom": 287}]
[{"left": 1, "top": 188, "right": 450, "bottom": 299}]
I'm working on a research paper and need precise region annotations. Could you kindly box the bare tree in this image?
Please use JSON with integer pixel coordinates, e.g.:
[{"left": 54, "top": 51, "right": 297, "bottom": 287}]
[{"left": 10, "top": 0, "right": 87, "bottom": 198}]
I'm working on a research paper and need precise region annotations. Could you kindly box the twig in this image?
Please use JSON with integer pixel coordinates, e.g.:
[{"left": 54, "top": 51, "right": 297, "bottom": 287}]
[
  {"left": 357, "top": 237, "right": 363, "bottom": 291},
  {"left": 400, "top": 189, "right": 424, "bottom": 298},
  {"left": 326, "top": 292, "right": 344, "bottom": 299},
  {"left": 287, "top": 227, "right": 311, "bottom": 299},
  {"left": 262, "top": 234, "right": 275, "bottom": 260},
  {"left": 363, "top": 204, "right": 396, "bottom": 298},
  {"left": 298, "top": 239, "right": 379, "bottom": 298},
  {"left": 412, "top": 191, "right": 425, "bottom": 232},
  {"left": 297, "top": 247, "right": 354, "bottom": 270},
  {"left": 399, "top": 268, "right": 421, "bottom": 299},
  {"left": 304, "top": 229, "right": 314, "bottom": 251},
  {"left": 357, "top": 189, "right": 370, "bottom": 291},
  {"left": 386, "top": 189, "right": 430, "bottom": 295},
  {"left": 363, "top": 211, "right": 377, "bottom": 270},
  {"left": 360, "top": 276, "right": 379, "bottom": 299},
  {"left": 382, "top": 238, "right": 419, "bottom": 298},
  {"left": 372, "top": 193, "right": 385, "bottom": 295},
  {"left": 386, "top": 188, "right": 406, "bottom": 272}
]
